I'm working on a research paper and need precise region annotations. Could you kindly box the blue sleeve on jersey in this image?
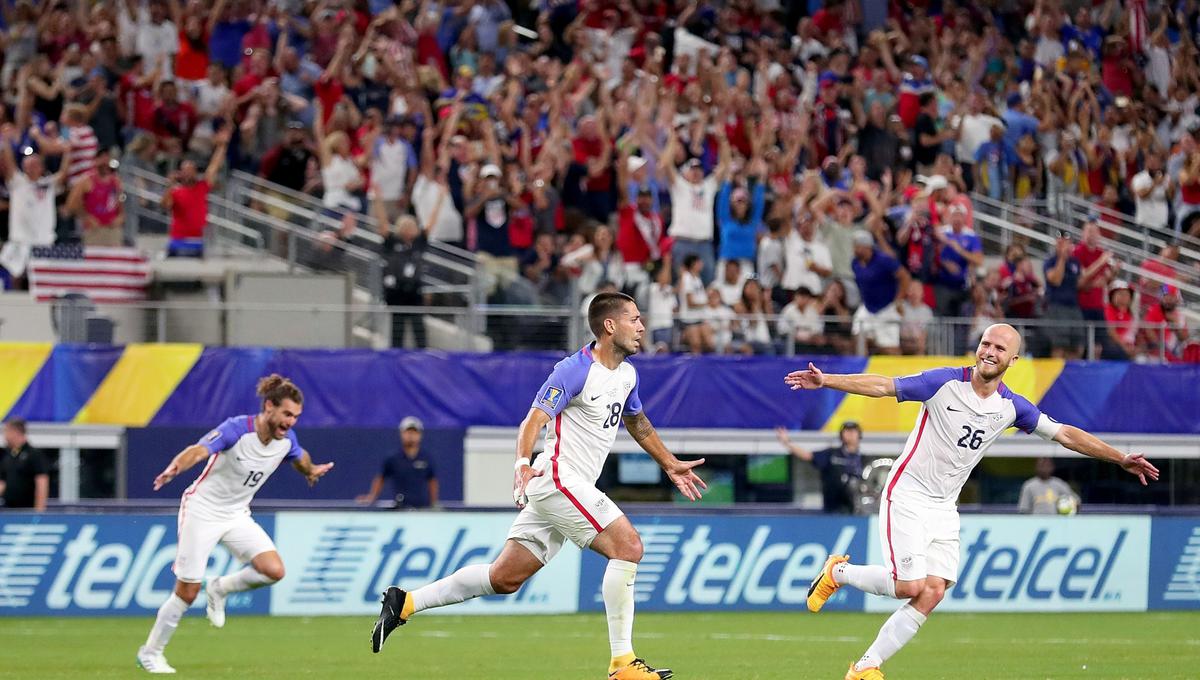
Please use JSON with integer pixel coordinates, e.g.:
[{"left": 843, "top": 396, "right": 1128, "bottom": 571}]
[
  {"left": 197, "top": 417, "right": 245, "bottom": 455},
  {"left": 284, "top": 429, "right": 303, "bottom": 461},
  {"left": 531, "top": 352, "right": 591, "bottom": 418},
  {"left": 622, "top": 371, "right": 643, "bottom": 416},
  {"left": 893, "top": 367, "right": 961, "bottom": 403},
  {"left": 1009, "top": 392, "right": 1043, "bottom": 434}
]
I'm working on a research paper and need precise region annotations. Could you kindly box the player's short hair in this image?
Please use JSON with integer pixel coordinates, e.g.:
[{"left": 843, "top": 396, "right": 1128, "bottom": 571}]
[
  {"left": 588, "top": 292, "right": 636, "bottom": 339},
  {"left": 257, "top": 374, "right": 303, "bottom": 407},
  {"left": 3, "top": 417, "right": 26, "bottom": 434}
]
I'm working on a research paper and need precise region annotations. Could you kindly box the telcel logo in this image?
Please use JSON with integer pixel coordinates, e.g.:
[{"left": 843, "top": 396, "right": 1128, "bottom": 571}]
[
  {"left": 663, "top": 525, "right": 857, "bottom": 605},
  {"left": 953, "top": 528, "right": 1127, "bottom": 602}
]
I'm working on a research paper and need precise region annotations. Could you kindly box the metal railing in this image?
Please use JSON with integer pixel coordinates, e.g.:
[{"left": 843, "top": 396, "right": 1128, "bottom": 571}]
[
  {"left": 122, "top": 165, "right": 386, "bottom": 301},
  {"left": 227, "top": 171, "right": 482, "bottom": 306},
  {"left": 973, "top": 193, "right": 1199, "bottom": 286},
  {"left": 1060, "top": 193, "right": 1200, "bottom": 255},
  {"left": 971, "top": 203, "right": 1200, "bottom": 330},
  {"left": 2, "top": 295, "right": 1191, "bottom": 362}
]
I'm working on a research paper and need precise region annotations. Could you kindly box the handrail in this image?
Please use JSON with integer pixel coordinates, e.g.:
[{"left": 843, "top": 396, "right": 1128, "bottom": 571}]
[
  {"left": 1061, "top": 193, "right": 1200, "bottom": 252},
  {"left": 1057, "top": 196, "right": 1200, "bottom": 266},
  {"left": 972, "top": 194, "right": 1197, "bottom": 281},
  {"left": 973, "top": 211, "right": 1200, "bottom": 301},
  {"left": 229, "top": 169, "right": 481, "bottom": 263}
]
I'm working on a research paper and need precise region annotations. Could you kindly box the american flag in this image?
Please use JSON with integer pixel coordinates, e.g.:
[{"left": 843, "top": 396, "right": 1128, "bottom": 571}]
[{"left": 27, "top": 245, "right": 151, "bottom": 304}]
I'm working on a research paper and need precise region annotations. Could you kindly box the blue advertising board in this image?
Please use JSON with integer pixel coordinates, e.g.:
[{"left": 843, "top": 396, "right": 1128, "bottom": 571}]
[
  {"left": 0, "top": 514, "right": 272, "bottom": 616},
  {"left": 1149, "top": 517, "right": 1200, "bottom": 610},
  {"left": 1, "top": 512, "right": 1195, "bottom": 617},
  {"left": 270, "top": 512, "right": 580, "bottom": 615},
  {"left": 578, "top": 515, "right": 868, "bottom": 612},
  {"left": 866, "top": 515, "right": 1149, "bottom": 612}
]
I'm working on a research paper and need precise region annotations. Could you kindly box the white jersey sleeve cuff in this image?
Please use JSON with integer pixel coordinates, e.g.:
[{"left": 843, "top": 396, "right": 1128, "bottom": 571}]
[{"left": 1033, "top": 413, "right": 1063, "bottom": 441}]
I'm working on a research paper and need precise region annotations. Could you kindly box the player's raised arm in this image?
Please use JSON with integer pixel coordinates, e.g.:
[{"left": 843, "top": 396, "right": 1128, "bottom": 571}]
[
  {"left": 785, "top": 362, "right": 898, "bottom": 398},
  {"left": 512, "top": 407, "right": 550, "bottom": 508},
  {"left": 290, "top": 449, "right": 335, "bottom": 487},
  {"left": 1052, "top": 425, "right": 1160, "bottom": 486},
  {"left": 622, "top": 412, "right": 707, "bottom": 501},
  {"left": 152, "top": 444, "right": 210, "bottom": 491}
]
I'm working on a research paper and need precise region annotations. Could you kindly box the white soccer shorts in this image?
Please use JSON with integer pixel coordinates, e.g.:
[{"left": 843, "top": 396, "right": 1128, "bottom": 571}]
[
  {"left": 173, "top": 513, "right": 277, "bottom": 583},
  {"left": 879, "top": 497, "right": 960, "bottom": 584},
  {"left": 506, "top": 483, "right": 625, "bottom": 564}
]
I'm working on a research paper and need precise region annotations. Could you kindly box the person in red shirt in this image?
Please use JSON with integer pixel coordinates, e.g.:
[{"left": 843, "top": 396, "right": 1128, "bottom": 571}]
[
  {"left": 572, "top": 114, "right": 613, "bottom": 222},
  {"left": 1136, "top": 242, "right": 1181, "bottom": 316},
  {"left": 1141, "top": 285, "right": 1190, "bottom": 362},
  {"left": 1073, "top": 220, "right": 1116, "bottom": 324},
  {"left": 153, "top": 81, "right": 198, "bottom": 156},
  {"left": 120, "top": 55, "right": 164, "bottom": 133},
  {"left": 1103, "top": 279, "right": 1140, "bottom": 359},
  {"left": 162, "top": 130, "right": 230, "bottom": 257},
  {"left": 175, "top": 14, "right": 210, "bottom": 85}
]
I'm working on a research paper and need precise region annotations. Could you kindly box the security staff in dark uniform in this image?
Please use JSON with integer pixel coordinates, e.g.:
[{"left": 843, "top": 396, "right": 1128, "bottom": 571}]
[
  {"left": 776, "top": 421, "right": 865, "bottom": 514},
  {"left": 356, "top": 416, "right": 438, "bottom": 508},
  {"left": 1, "top": 418, "right": 49, "bottom": 510}
]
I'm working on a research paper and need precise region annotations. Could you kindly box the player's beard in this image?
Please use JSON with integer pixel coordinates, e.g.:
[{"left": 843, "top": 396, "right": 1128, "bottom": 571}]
[
  {"left": 614, "top": 334, "right": 640, "bottom": 359},
  {"left": 975, "top": 358, "right": 1006, "bottom": 381}
]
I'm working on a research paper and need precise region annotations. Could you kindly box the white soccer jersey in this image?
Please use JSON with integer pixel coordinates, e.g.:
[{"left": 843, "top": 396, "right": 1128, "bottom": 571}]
[
  {"left": 887, "top": 366, "right": 1062, "bottom": 506},
  {"left": 179, "top": 415, "right": 303, "bottom": 522},
  {"left": 526, "top": 344, "right": 642, "bottom": 495}
]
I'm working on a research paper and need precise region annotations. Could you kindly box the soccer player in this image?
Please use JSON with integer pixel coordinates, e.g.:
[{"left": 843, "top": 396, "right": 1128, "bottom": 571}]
[
  {"left": 792, "top": 324, "right": 1159, "bottom": 680},
  {"left": 136, "top": 375, "right": 334, "bottom": 674},
  {"left": 371, "top": 292, "right": 707, "bottom": 680}
]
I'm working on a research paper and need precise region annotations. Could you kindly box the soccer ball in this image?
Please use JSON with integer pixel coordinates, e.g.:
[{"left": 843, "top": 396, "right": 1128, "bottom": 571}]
[{"left": 1055, "top": 495, "right": 1078, "bottom": 515}]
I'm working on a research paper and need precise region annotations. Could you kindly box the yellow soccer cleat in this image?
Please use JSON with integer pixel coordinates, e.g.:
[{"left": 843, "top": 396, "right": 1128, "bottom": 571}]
[
  {"left": 608, "top": 657, "right": 674, "bottom": 680},
  {"left": 844, "top": 664, "right": 884, "bottom": 679},
  {"left": 807, "top": 554, "right": 849, "bottom": 613}
]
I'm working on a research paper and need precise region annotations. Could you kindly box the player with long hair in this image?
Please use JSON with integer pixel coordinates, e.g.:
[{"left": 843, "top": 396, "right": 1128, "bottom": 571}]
[{"left": 137, "top": 374, "right": 334, "bottom": 674}]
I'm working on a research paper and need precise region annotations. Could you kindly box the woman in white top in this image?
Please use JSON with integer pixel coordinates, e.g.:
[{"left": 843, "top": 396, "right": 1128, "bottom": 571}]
[
  {"left": 411, "top": 122, "right": 463, "bottom": 245},
  {"left": 576, "top": 224, "right": 626, "bottom": 295},
  {"left": 678, "top": 253, "right": 715, "bottom": 353},
  {"left": 314, "top": 99, "right": 365, "bottom": 235},
  {"left": 646, "top": 256, "right": 678, "bottom": 354}
]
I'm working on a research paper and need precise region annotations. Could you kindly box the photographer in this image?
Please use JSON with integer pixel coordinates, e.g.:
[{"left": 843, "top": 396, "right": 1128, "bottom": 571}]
[{"left": 777, "top": 421, "right": 865, "bottom": 514}]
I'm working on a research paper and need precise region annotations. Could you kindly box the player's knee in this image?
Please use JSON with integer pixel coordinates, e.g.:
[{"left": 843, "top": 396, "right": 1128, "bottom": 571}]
[
  {"left": 923, "top": 580, "right": 947, "bottom": 604},
  {"left": 175, "top": 581, "right": 201, "bottom": 604},
  {"left": 491, "top": 573, "right": 524, "bottom": 595},
  {"left": 619, "top": 535, "right": 644, "bottom": 563},
  {"left": 259, "top": 563, "right": 285, "bottom": 582},
  {"left": 894, "top": 580, "right": 923, "bottom": 599}
]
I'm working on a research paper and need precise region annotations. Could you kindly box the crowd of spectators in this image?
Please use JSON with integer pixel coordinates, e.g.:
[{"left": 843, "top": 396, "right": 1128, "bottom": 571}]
[{"left": 0, "top": 0, "right": 1196, "bottom": 359}]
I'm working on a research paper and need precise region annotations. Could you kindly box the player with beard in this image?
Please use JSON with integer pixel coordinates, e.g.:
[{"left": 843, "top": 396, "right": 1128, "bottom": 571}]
[
  {"left": 371, "top": 292, "right": 707, "bottom": 680},
  {"left": 137, "top": 374, "right": 334, "bottom": 674},
  {"left": 792, "top": 324, "right": 1159, "bottom": 680}
]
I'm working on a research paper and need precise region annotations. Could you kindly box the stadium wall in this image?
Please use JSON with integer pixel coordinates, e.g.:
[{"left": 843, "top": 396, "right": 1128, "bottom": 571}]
[
  {"left": 2, "top": 512, "right": 1196, "bottom": 616},
  {"left": 2, "top": 344, "right": 1199, "bottom": 433}
]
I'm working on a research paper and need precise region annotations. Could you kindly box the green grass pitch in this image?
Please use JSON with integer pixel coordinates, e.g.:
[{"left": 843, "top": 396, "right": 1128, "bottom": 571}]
[{"left": 3, "top": 611, "right": 1198, "bottom": 679}]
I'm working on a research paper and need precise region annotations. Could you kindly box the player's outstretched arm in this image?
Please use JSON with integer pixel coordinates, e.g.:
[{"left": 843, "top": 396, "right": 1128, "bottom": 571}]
[
  {"left": 1053, "top": 425, "right": 1160, "bottom": 486},
  {"left": 784, "top": 362, "right": 897, "bottom": 398},
  {"left": 513, "top": 407, "right": 549, "bottom": 509},
  {"left": 291, "top": 449, "right": 335, "bottom": 487},
  {"left": 152, "top": 444, "right": 210, "bottom": 491},
  {"left": 622, "top": 412, "right": 707, "bottom": 501}
]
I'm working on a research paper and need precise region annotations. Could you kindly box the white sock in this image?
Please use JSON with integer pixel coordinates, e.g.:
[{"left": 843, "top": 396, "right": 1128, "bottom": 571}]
[
  {"left": 603, "top": 559, "right": 638, "bottom": 659},
  {"left": 213, "top": 566, "right": 277, "bottom": 595},
  {"left": 834, "top": 562, "right": 897, "bottom": 598},
  {"left": 854, "top": 603, "right": 926, "bottom": 671},
  {"left": 144, "top": 594, "right": 189, "bottom": 654},
  {"left": 410, "top": 563, "right": 496, "bottom": 613}
]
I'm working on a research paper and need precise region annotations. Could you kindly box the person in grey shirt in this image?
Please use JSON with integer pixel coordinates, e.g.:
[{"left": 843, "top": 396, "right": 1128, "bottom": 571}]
[{"left": 1018, "top": 457, "right": 1080, "bottom": 514}]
